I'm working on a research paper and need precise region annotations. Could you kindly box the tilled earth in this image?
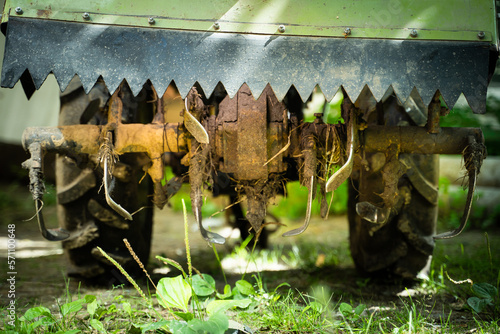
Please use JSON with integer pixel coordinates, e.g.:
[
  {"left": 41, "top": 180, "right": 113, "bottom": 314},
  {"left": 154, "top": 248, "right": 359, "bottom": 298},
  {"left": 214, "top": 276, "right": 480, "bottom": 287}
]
[{"left": 0, "top": 183, "right": 498, "bottom": 332}]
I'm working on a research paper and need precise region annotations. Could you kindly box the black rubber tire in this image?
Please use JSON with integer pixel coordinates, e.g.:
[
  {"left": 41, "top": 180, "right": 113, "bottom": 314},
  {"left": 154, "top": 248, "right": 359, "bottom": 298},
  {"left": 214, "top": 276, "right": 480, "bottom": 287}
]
[
  {"left": 56, "top": 79, "right": 154, "bottom": 285},
  {"left": 348, "top": 96, "right": 438, "bottom": 279}
]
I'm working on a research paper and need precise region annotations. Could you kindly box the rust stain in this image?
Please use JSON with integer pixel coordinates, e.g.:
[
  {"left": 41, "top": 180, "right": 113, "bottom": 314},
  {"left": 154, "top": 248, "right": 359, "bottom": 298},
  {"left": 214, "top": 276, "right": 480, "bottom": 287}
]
[{"left": 37, "top": 7, "right": 52, "bottom": 18}]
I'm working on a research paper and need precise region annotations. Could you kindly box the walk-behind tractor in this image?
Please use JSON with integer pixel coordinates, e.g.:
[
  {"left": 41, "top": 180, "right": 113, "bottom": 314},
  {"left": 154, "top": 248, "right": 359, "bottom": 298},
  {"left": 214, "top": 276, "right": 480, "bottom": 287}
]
[{"left": 1, "top": 1, "right": 498, "bottom": 281}]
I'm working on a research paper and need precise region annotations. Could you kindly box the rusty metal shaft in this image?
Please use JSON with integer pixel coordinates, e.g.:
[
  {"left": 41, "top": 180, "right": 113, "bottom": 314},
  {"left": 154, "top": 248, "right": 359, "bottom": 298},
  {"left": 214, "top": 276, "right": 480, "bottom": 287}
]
[
  {"left": 22, "top": 123, "right": 188, "bottom": 183},
  {"left": 362, "top": 126, "right": 484, "bottom": 155}
]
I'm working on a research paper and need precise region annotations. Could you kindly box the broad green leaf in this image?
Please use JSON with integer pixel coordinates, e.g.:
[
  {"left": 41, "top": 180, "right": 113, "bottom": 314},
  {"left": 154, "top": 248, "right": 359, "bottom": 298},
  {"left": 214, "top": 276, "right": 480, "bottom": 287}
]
[
  {"left": 24, "top": 306, "right": 52, "bottom": 321},
  {"left": 126, "top": 324, "right": 142, "bottom": 334},
  {"left": 156, "top": 275, "right": 192, "bottom": 312},
  {"left": 139, "top": 320, "right": 172, "bottom": 331},
  {"left": 61, "top": 298, "right": 85, "bottom": 317},
  {"left": 467, "top": 297, "right": 490, "bottom": 313},
  {"left": 339, "top": 302, "right": 353, "bottom": 315},
  {"left": 122, "top": 301, "right": 132, "bottom": 316},
  {"left": 87, "top": 299, "right": 98, "bottom": 317},
  {"left": 61, "top": 330, "right": 80, "bottom": 334},
  {"left": 174, "top": 312, "right": 195, "bottom": 322},
  {"left": 472, "top": 283, "right": 498, "bottom": 299},
  {"left": 84, "top": 295, "right": 96, "bottom": 303},
  {"left": 354, "top": 304, "right": 367, "bottom": 316},
  {"left": 216, "top": 284, "right": 232, "bottom": 300},
  {"left": 105, "top": 304, "right": 117, "bottom": 315},
  {"left": 187, "top": 313, "right": 229, "bottom": 334},
  {"left": 89, "top": 319, "right": 106, "bottom": 333},
  {"left": 192, "top": 274, "right": 216, "bottom": 296},
  {"left": 235, "top": 280, "right": 255, "bottom": 296},
  {"left": 206, "top": 299, "right": 251, "bottom": 316},
  {"left": 167, "top": 320, "right": 189, "bottom": 333},
  {"left": 30, "top": 317, "right": 56, "bottom": 331}
]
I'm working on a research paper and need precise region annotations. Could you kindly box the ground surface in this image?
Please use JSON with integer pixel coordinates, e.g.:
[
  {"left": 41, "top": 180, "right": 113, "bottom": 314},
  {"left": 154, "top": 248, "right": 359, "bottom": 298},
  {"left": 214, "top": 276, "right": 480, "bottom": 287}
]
[{"left": 0, "top": 183, "right": 499, "bottom": 332}]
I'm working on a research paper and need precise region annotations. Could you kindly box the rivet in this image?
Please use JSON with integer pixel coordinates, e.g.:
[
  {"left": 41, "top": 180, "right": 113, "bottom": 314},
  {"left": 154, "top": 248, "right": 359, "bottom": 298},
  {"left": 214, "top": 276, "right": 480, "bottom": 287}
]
[
  {"left": 148, "top": 17, "right": 155, "bottom": 25},
  {"left": 15, "top": 7, "right": 23, "bottom": 15},
  {"left": 278, "top": 25, "right": 286, "bottom": 33},
  {"left": 344, "top": 27, "right": 351, "bottom": 36},
  {"left": 82, "top": 12, "right": 90, "bottom": 20},
  {"left": 410, "top": 29, "right": 418, "bottom": 38},
  {"left": 477, "top": 31, "right": 485, "bottom": 39},
  {"left": 213, "top": 22, "right": 220, "bottom": 30}
]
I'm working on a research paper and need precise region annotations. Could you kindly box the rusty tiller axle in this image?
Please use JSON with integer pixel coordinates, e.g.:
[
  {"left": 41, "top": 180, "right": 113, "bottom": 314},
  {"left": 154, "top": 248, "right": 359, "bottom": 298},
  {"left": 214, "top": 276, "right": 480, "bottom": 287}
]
[{"left": 22, "top": 90, "right": 485, "bottom": 243}]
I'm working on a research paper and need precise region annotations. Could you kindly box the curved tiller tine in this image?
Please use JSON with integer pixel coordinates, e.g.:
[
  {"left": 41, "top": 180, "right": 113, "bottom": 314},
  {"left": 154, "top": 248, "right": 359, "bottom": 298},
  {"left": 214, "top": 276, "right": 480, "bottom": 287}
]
[
  {"left": 325, "top": 114, "right": 358, "bottom": 192},
  {"left": 194, "top": 205, "right": 226, "bottom": 245},
  {"left": 35, "top": 199, "right": 70, "bottom": 241},
  {"left": 100, "top": 132, "right": 133, "bottom": 220},
  {"left": 103, "top": 156, "right": 133, "bottom": 220},
  {"left": 189, "top": 142, "right": 225, "bottom": 245},
  {"left": 282, "top": 176, "right": 315, "bottom": 237},
  {"left": 433, "top": 168, "right": 477, "bottom": 240},
  {"left": 434, "top": 134, "right": 484, "bottom": 240},
  {"left": 184, "top": 95, "right": 209, "bottom": 144}
]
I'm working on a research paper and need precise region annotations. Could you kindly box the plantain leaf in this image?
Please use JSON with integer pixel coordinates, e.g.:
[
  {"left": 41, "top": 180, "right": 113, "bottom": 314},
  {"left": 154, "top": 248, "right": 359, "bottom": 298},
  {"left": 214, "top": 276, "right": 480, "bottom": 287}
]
[
  {"left": 339, "top": 302, "right": 352, "bottom": 315},
  {"left": 186, "top": 313, "right": 229, "bottom": 334},
  {"left": 192, "top": 274, "right": 216, "bottom": 297},
  {"left": 156, "top": 275, "right": 192, "bottom": 312},
  {"left": 468, "top": 296, "right": 489, "bottom": 313},
  {"left": 60, "top": 298, "right": 86, "bottom": 317},
  {"left": 472, "top": 283, "right": 498, "bottom": 299},
  {"left": 24, "top": 306, "right": 52, "bottom": 321},
  {"left": 206, "top": 299, "right": 251, "bottom": 316},
  {"left": 216, "top": 284, "right": 232, "bottom": 300},
  {"left": 235, "top": 280, "right": 255, "bottom": 296},
  {"left": 89, "top": 318, "right": 105, "bottom": 333}
]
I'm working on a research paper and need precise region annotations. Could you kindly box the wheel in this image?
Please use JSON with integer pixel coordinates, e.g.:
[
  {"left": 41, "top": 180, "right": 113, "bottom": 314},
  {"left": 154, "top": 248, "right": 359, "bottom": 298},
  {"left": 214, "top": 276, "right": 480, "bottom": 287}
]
[
  {"left": 56, "top": 78, "right": 154, "bottom": 284},
  {"left": 348, "top": 93, "right": 438, "bottom": 279}
]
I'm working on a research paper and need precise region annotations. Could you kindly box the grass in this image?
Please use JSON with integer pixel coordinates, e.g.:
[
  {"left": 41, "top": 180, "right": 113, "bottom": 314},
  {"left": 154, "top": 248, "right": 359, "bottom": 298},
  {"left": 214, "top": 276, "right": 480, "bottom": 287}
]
[
  {"left": 2, "top": 165, "right": 500, "bottom": 333},
  {"left": 3, "top": 204, "right": 500, "bottom": 333}
]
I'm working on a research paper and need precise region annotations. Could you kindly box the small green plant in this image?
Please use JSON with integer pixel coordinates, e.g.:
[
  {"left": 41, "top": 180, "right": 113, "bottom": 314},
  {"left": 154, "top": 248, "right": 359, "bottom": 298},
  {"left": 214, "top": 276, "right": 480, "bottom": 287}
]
[
  {"left": 9, "top": 294, "right": 104, "bottom": 334},
  {"left": 338, "top": 302, "right": 366, "bottom": 320},
  {"left": 467, "top": 282, "right": 499, "bottom": 315},
  {"left": 102, "top": 199, "right": 254, "bottom": 334}
]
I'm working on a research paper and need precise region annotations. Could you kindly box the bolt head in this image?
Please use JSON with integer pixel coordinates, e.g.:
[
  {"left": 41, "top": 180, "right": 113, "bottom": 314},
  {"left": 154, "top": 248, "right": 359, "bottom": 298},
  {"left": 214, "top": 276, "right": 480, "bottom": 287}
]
[
  {"left": 82, "top": 12, "right": 90, "bottom": 20},
  {"left": 213, "top": 22, "right": 220, "bottom": 30},
  {"left": 477, "top": 31, "right": 485, "bottom": 39},
  {"left": 15, "top": 7, "right": 23, "bottom": 15},
  {"left": 278, "top": 25, "right": 286, "bottom": 33},
  {"left": 148, "top": 17, "right": 155, "bottom": 25},
  {"left": 410, "top": 29, "right": 418, "bottom": 37},
  {"left": 344, "top": 27, "right": 351, "bottom": 35}
]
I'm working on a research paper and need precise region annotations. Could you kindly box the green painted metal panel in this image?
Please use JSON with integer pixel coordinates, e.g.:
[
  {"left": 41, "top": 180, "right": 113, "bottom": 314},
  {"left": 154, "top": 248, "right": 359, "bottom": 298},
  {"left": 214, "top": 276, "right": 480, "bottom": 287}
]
[{"left": 2, "top": 0, "right": 497, "bottom": 42}]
